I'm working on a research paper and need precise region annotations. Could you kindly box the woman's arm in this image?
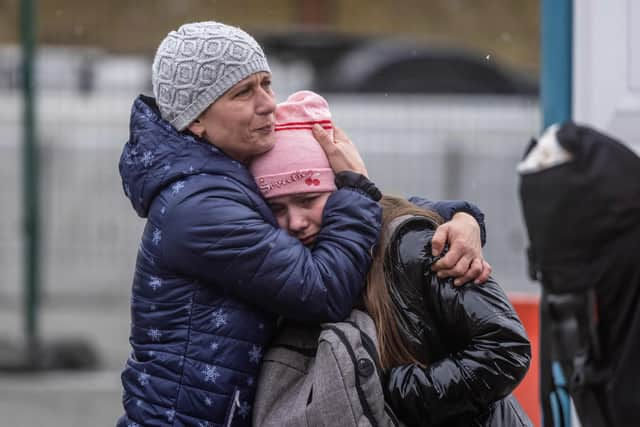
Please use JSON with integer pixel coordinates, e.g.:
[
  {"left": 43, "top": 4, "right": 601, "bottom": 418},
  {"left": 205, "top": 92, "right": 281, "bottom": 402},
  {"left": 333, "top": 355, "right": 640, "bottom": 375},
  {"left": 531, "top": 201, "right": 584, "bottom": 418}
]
[
  {"left": 408, "top": 197, "right": 490, "bottom": 284},
  {"left": 161, "top": 174, "right": 381, "bottom": 323},
  {"left": 386, "top": 227, "right": 530, "bottom": 426},
  {"left": 408, "top": 196, "right": 486, "bottom": 245}
]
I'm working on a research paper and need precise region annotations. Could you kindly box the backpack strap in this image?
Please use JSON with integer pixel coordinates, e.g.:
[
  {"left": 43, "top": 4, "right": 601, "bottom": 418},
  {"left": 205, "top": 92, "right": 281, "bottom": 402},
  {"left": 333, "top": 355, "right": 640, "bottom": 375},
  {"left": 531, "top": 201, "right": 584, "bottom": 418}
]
[
  {"left": 343, "top": 310, "right": 404, "bottom": 427},
  {"left": 343, "top": 319, "right": 402, "bottom": 427}
]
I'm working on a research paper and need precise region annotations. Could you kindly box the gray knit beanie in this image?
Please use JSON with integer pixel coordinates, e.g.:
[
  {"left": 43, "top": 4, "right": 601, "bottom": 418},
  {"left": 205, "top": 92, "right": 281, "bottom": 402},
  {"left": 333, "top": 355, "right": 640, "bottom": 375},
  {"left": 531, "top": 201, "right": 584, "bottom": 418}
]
[{"left": 152, "top": 21, "right": 271, "bottom": 131}]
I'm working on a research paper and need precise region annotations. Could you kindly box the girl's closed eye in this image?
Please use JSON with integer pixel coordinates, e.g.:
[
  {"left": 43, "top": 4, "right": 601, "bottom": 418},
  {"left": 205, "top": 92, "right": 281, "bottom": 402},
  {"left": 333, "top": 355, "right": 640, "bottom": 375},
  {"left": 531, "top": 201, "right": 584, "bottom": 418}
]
[
  {"left": 268, "top": 203, "right": 286, "bottom": 215},
  {"left": 296, "top": 193, "right": 323, "bottom": 207},
  {"left": 301, "top": 196, "right": 317, "bottom": 207}
]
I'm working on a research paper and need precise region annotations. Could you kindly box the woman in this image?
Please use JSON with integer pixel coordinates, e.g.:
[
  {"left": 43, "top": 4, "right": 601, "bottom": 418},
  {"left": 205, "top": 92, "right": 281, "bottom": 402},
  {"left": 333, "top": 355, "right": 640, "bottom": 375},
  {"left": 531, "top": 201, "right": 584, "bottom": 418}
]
[
  {"left": 250, "top": 90, "right": 532, "bottom": 427},
  {"left": 117, "top": 21, "right": 381, "bottom": 427},
  {"left": 117, "top": 22, "right": 487, "bottom": 427}
]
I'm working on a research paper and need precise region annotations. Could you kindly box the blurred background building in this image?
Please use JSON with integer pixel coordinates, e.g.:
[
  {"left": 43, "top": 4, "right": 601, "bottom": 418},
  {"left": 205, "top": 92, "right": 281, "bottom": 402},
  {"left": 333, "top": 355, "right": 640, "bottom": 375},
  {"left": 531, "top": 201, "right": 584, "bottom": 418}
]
[{"left": 0, "top": 0, "right": 545, "bottom": 425}]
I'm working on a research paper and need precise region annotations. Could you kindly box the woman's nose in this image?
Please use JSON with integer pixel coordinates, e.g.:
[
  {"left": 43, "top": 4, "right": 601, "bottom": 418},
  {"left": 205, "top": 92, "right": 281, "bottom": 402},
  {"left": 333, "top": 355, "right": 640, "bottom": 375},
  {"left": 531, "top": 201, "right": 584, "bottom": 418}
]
[{"left": 256, "top": 87, "right": 276, "bottom": 115}]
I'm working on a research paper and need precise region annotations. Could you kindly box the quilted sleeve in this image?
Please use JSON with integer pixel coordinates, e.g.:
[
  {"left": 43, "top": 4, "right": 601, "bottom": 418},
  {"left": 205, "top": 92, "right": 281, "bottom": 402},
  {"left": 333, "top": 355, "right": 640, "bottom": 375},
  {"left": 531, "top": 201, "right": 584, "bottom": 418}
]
[{"left": 162, "top": 176, "right": 381, "bottom": 323}]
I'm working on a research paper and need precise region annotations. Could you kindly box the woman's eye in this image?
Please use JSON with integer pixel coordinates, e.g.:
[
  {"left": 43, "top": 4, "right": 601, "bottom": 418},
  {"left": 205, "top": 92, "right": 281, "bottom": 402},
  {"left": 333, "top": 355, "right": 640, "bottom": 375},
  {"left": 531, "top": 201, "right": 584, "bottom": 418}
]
[{"left": 235, "top": 88, "right": 251, "bottom": 98}]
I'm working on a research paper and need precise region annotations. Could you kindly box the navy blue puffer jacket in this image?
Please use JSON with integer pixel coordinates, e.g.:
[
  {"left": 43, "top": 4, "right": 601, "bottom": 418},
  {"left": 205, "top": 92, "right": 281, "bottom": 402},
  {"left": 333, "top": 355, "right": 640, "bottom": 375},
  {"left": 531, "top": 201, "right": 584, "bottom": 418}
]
[{"left": 116, "top": 95, "right": 386, "bottom": 427}]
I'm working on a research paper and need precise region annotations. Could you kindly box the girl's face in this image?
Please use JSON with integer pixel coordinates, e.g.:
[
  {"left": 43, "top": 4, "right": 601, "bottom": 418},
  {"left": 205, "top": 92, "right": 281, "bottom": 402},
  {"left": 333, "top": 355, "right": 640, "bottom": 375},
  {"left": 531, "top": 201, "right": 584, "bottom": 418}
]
[{"left": 267, "top": 192, "right": 332, "bottom": 246}]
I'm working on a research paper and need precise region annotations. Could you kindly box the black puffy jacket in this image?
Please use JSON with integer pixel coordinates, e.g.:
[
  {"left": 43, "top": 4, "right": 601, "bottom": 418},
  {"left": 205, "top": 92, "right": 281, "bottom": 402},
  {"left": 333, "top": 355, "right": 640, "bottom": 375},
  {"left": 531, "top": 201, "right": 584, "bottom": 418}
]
[{"left": 384, "top": 216, "right": 532, "bottom": 427}]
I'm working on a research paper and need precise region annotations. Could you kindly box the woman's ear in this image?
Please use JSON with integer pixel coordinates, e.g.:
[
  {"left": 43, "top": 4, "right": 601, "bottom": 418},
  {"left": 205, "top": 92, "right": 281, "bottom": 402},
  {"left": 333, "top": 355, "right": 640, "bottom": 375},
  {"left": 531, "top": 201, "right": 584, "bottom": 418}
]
[{"left": 187, "top": 119, "right": 205, "bottom": 138}]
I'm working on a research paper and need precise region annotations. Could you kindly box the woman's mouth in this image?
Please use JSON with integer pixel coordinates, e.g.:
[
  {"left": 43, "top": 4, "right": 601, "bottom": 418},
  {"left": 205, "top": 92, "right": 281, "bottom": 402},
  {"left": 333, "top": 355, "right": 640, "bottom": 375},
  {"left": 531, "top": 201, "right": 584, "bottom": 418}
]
[{"left": 254, "top": 123, "right": 274, "bottom": 133}]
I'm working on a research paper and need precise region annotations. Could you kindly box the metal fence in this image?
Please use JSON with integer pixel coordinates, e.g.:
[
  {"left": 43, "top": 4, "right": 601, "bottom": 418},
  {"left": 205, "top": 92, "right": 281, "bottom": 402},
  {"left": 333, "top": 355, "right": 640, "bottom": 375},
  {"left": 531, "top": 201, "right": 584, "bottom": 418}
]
[{"left": 0, "top": 92, "right": 541, "bottom": 309}]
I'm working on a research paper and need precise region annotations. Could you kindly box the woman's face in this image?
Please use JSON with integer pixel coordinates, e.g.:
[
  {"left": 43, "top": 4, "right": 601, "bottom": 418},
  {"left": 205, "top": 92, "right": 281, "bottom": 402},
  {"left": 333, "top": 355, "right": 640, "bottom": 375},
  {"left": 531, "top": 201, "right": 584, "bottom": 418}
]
[
  {"left": 189, "top": 72, "right": 276, "bottom": 162},
  {"left": 267, "top": 192, "right": 332, "bottom": 246}
]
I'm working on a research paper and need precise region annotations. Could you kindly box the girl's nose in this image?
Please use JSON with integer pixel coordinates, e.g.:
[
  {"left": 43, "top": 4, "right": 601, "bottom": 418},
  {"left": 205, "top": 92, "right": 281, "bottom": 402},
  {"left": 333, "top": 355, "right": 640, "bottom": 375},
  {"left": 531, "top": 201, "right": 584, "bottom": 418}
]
[{"left": 287, "top": 209, "right": 309, "bottom": 233}]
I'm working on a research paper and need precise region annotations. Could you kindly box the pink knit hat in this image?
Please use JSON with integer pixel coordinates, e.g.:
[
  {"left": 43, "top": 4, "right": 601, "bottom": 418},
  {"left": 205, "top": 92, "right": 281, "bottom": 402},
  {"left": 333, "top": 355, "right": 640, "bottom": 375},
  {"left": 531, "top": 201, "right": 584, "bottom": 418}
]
[{"left": 250, "top": 90, "right": 337, "bottom": 199}]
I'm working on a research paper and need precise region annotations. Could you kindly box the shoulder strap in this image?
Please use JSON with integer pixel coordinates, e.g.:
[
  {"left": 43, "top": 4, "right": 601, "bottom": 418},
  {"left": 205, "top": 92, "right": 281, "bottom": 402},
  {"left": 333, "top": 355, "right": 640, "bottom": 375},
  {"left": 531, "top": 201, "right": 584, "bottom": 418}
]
[
  {"left": 344, "top": 310, "right": 404, "bottom": 426},
  {"left": 321, "top": 309, "right": 396, "bottom": 427},
  {"left": 343, "top": 309, "right": 382, "bottom": 370}
]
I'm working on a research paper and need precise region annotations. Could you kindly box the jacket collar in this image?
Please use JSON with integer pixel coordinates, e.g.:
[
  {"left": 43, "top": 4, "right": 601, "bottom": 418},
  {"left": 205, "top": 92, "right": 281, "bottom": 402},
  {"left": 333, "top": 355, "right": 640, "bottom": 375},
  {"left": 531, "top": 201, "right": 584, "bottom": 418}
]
[{"left": 119, "top": 95, "right": 260, "bottom": 217}]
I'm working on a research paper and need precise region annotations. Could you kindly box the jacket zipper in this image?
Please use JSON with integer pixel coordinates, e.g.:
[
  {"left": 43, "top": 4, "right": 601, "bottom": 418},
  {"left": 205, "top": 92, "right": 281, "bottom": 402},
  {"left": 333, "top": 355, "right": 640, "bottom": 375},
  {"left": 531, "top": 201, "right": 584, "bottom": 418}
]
[{"left": 225, "top": 389, "right": 241, "bottom": 427}]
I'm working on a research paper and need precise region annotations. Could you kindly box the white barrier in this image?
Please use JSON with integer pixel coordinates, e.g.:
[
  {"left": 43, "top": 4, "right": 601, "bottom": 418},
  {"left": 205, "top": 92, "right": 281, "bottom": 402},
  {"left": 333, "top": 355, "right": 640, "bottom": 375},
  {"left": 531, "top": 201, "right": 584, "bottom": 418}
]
[{"left": 0, "top": 93, "right": 540, "bottom": 306}]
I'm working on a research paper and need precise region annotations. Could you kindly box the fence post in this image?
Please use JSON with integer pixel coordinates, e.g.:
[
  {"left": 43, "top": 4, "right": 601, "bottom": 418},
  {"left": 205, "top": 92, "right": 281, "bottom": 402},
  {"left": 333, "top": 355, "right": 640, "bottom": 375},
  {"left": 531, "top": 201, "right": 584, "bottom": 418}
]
[{"left": 21, "top": 0, "right": 40, "bottom": 364}]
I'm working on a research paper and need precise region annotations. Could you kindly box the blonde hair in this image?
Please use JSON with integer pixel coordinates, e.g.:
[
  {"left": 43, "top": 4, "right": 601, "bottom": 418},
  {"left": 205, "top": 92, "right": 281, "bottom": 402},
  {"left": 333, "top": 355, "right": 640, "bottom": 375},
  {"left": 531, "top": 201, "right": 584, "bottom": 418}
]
[{"left": 363, "top": 195, "right": 443, "bottom": 369}]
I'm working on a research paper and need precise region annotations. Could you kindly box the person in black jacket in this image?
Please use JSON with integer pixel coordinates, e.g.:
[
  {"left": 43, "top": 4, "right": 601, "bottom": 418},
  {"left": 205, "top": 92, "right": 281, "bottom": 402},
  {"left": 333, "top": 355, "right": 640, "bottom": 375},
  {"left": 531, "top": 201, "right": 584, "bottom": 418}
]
[
  {"left": 519, "top": 122, "right": 640, "bottom": 427},
  {"left": 370, "top": 195, "right": 532, "bottom": 427},
  {"left": 250, "top": 90, "right": 532, "bottom": 427}
]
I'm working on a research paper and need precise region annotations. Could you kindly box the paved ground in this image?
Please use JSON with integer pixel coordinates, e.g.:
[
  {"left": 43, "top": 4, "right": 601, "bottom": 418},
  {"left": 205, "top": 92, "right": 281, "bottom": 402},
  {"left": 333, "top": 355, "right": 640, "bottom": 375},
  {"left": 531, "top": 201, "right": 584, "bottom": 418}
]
[
  {"left": 0, "top": 302, "right": 130, "bottom": 426},
  {"left": 0, "top": 370, "right": 123, "bottom": 426}
]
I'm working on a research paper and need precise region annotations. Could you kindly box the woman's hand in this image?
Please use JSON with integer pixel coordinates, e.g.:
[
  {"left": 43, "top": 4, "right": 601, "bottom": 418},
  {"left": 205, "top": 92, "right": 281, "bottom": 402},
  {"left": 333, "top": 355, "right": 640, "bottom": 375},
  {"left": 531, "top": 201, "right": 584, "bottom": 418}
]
[
  {"left": 313, "top": 124, "right": 369, "bottom": 177},
  {"left": 430, "top": 212, "right": 492, "bottom": 285}
]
